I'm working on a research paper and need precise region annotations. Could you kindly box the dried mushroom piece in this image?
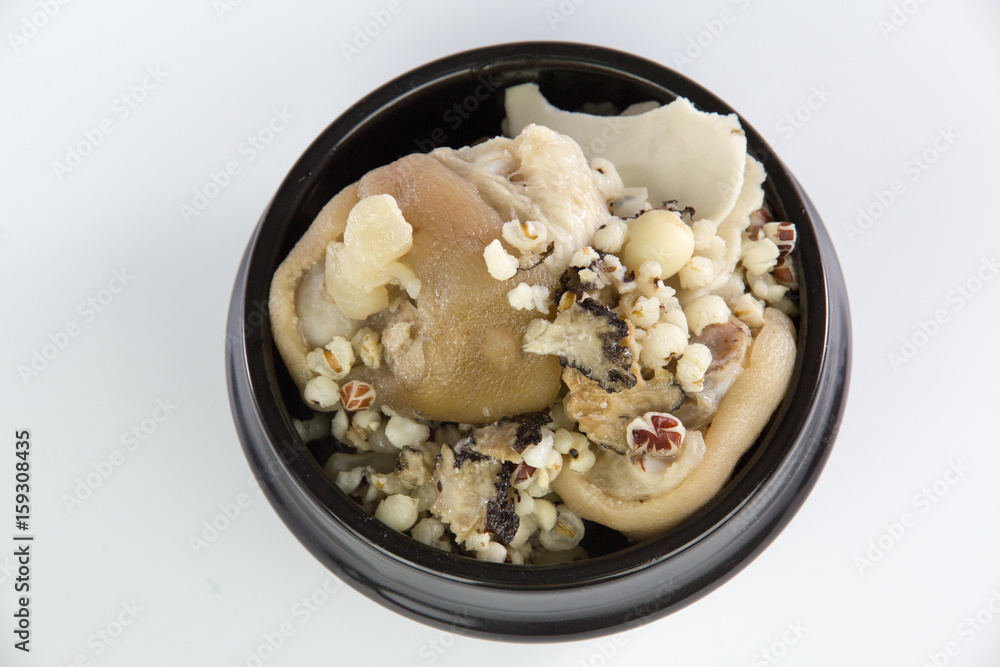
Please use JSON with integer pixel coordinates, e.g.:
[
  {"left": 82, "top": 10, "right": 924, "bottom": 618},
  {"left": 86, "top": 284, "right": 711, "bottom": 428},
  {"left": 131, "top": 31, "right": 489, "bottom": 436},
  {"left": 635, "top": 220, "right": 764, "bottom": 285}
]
[
  {"left": 552, "top": 307, "right": 796, "bottom": 541},
  {"left": 461, "top": 412, "right": 553, "bottom": 464},
  {"left": 430, "top": 444, "right": 519, "bottom": 546},
  {"left": 394, "top": 443, "right": 440, "bottom": 488},
  {"left": 523, "top": 296, "right": 637, "bottom": 393},
  {"left": 563, "top": 368, "right": 684, "bottom": 454}
]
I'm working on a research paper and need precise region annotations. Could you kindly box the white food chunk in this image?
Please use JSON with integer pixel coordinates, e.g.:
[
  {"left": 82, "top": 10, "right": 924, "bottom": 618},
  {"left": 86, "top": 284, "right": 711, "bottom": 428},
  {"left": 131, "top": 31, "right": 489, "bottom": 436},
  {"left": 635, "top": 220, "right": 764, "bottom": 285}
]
[
  {"left": 374, "top": 494, "right": 419, "bottom": 532},
  {"left": 295, "top": 262, "right": 360, "bottom": 348},
  {"left": 331, "top": 409, "right": 349, "bottom": 440},
  {"left": 432, "top": 124, "right": 616, "bottom": 274},
  {"left": 742, "top": 237, "right": 780, "bottom": 277},
  {"left": 731, "top": 293, "right": 766, "bottom": 330},
  {"left": 351, "top": 327, "right": 382, "bottom": 369},
  {"left": 292, "top": 413, "right": 331, "bottom": 443},
  {"left": 303, "top": 376, "right": 340, "bottom": 410},
  {"left": 678, "top": 256, "right": 714, "bottom": 290},
  {"left": 325, "top": 194, "right": 420, "bottom": 320},
  {"left": 622, "top": 209, "right": 695, "bottom": 279},
  {"left": 677, "top": 343, "right": 713, "bottom": 393},
  {"left": 306, "top": 336, "right": 355, "bottom": 381},
  {"left": 334, "top": 467, "right": 365, "bottom": 494},
  {"left": 532, "top": 498, "right": 558, "bottom": 532},
  {"left": 508, "top": 514, "right": 537, "bottom": 549},
  {"left": 639, "top": 322, "right": 688, "bottom": 368},
  {"left": 538, "top": 505, "right": 584, "bottom": 552},
  {"left": 720, "top": 155, "right": 766, "bottom": 229},
  {"left": 590, "top": 157, "right": 624, "bottom": 201},
  {"left": 568, "top": 443, "right": 596, "bottom": 474},
  {"left": 521, "top": 428, "right": 556, "bottom": 468},
  {"left": 514, "top": 492, "right": 535, "bottom": 517},
  {"left": 501, "top": 219, "right": 548, "bottom": 253},
  {"left": 476, "top": 540, "right": 509, "bottom": 562},
  {"left": 385, "top": 414, "right": 431, "bottom": 450},
  {"left": 684, "top": 295, "right": 731, "bottom": 336},
  {"left": 570, "top": 245, "right": 601, "bottom": 268},
  {"left": 592, "top": 219, "right": 627, "bottom": 254},
  {"left": 628, "top": 296, "right": 661, "bottom": 330},
  {"left": 506, "top": 283, "right": 551, "bottom": 313},
  {"left": 610, "top": 186, "right": 650, "bottom": 219},
  {"left": 505, "top": 83, "right": 748, "bottom": 224},
  {"left": 483, "top": 239, "right": 518, "bottom": 280},
  {"left": 411, "top": 517, "right": 446, "bottom": 546}
]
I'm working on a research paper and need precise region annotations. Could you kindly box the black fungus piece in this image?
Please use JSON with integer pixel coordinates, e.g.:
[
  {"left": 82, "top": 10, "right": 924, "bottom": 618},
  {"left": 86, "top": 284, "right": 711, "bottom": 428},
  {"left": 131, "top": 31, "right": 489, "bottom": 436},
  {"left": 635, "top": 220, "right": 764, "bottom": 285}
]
[
  {"left": 494, "top": 412, "right": 552, "bottom": 453},
  {"left": 452, "top": 435, "right": 490, "bottom": 468},
  {"left": 523, "top": 295, "right": 637, "bottom": 393},
  {"left": 484, "top": 462, "right": 519, "bottom": 545},
  {"left": 554, "top": 264, "right": 584, "bottom": 303}
]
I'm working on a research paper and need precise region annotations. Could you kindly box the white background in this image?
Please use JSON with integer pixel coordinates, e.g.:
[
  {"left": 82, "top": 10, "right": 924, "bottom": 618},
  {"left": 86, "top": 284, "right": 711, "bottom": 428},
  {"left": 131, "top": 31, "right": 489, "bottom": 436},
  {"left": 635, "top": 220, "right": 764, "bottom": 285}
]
[{"left": 2, "top": 1, "right": 999, "bottom": 665}]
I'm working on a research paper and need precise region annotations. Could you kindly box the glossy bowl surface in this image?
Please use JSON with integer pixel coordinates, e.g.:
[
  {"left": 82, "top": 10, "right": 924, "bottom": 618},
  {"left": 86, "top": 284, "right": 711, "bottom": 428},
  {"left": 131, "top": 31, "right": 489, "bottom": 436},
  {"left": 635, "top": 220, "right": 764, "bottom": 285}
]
[{"left": 226, "top": 42, "right": 851, "bottom": 642}]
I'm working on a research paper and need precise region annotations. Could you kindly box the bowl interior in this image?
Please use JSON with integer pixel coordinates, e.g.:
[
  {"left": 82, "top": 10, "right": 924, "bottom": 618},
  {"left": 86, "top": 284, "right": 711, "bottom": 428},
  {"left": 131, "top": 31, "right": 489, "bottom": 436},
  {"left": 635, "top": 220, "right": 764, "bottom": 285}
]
[{"left": 240, "top": 43, "right": 827, "bottom": 588}]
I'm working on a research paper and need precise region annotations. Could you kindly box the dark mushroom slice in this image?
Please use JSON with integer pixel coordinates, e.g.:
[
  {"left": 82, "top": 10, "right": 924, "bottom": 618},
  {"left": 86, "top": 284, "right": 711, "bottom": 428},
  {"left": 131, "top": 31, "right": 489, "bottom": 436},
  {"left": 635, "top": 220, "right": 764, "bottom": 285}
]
[
  {"left": 522, "top": 296, "right": 637, "bottom": 393},
  {"left": 563, "top": 368, "right": 683, "bottom": 454}
]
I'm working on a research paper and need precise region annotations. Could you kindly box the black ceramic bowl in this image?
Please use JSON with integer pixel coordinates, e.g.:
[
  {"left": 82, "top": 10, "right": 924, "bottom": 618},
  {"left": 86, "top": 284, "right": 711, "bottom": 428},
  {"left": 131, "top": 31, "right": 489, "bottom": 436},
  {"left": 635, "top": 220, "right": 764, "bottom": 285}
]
[{"left": 226, "top": 42, "right": 850, "bottom": 641}]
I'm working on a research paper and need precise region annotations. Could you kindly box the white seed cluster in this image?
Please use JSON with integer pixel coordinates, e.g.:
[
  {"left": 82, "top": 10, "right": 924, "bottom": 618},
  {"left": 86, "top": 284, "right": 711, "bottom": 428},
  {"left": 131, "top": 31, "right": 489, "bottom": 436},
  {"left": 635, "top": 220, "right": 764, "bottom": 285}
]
[
  {"left": 684, "top": 295, "right": 731, "bottom": 336},
  {"left": 303, "top": 376, "right": 340, "bottom": 409},
  {"left": 483, "top": 239, "right": 518, "bottom": 281},
  {"left": 351, "top": 327, "right": 382, "bottom": 369},
  {"left": 676, "top": 343, "right": 713, "bottom": 393},
  {"left": 507, "top": 283, "right": 551, "bottom": 313}
]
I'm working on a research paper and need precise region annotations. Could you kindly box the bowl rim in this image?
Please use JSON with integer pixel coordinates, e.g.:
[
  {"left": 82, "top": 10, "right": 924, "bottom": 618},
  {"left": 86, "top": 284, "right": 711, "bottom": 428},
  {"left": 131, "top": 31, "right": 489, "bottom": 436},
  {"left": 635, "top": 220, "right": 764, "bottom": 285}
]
[{"left": 227, "top": 40, "right": 851, "bottom": 640}]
